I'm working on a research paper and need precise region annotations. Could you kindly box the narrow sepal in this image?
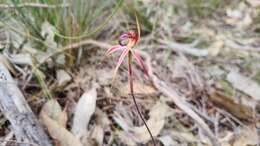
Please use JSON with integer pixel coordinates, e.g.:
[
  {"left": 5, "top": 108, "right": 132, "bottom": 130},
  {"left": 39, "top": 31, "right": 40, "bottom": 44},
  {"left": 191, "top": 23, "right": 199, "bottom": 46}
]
[
  {"left": 106, "top": 45, "right": 125, "bottom": 56},
  {"left": 112, "top": 47, "right": 130, "bottom": 82},
  {"left": 132, "top": 50, "right": 148, "bottom": 76}
]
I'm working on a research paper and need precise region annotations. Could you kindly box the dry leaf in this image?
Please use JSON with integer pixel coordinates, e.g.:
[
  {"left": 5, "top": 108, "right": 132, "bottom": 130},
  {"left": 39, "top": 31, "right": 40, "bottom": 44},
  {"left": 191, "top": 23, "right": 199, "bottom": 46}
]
[
  {"left": 233, "top": 126, "right": 258, "bottom": 146},
  {"left": 90, "top": 125, "right": 104, "bottom": 146},
  {"left": 72, "top": 87, "right": 97, "bottom": 139},
  {"left": 41, "top": 99, "right": 62, "bottom": 120},
  {"left": 55, "top": 54, "right": 66, "bottom": 65},
  {"left": 41, "top": 99, "right": 68, "bottom": 127},
  {"left": 96, "top": 108, "right": 111, "bottom": 127},
  {"left": 171, "top": 131, "right": 197, "bottom": 143},
  {"left": 121, "top": 82, "right": 156, "bottom": 96},
  {"left": 4, "top": 53, "right": 32, "bottom": 65},
  {"left": 56, "top": 69, "right": 72, "bottom": 86},
  {"left": 219, "top": 131, "right": 234, "bottom": 145},
  {"left": 40, "top": 112, "right": 82, "bottom": 146},
  {"left": 96, "top": 69, "right": 113, "bottom": 85},
  {"left": 5, "top": 19, "right": 32, "bottom": 49},
  {"left": 227, "top": 71, "right": 260, "bottom": 101},
  {"left": 132, "top": 118, "right": 165, "bottom": 143},
  {"left": 114, "top": 102, "right": 168, "bottom": 143},
  {"left": 226, "top": 9, "right": 242, "bottom": 19},
  {"left": 246, "top": 0, "right": 260, "bottom": 7},
  {"left": 158, "top": 135, "right": 178, "bottom": 146},
  {"left": 149, "top": 102, "right": 174, "bottom": 120},
  {"left": 208, "top": 38, "right": 223, "bottom": 56},
  {"left": 117, "top": 131, "right": 137, "bottom": 146},
  {"left": 132, "top": 102, "right": 169, "bottom": 143},
  {"left": 41, "top": 21, "right": 57, "bottom": 51},
  {"left": 58, "top": 110, "right": 68, "bottom": 128},
  {"left": 113, "top": 111, "right": 132, "bottom": 132},
  {"left": 0, "top": 55, "right": 16, "bottom": 75}
]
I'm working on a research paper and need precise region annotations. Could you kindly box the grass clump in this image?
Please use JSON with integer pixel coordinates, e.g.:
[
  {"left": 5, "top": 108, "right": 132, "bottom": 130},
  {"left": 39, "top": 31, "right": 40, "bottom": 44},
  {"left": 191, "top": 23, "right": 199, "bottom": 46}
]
[
  {"left": 1, "top": 0, "right": 123, "bottom": 50},
  {"left": 186, "top": 0, "right": 222, "bottom": 18}
]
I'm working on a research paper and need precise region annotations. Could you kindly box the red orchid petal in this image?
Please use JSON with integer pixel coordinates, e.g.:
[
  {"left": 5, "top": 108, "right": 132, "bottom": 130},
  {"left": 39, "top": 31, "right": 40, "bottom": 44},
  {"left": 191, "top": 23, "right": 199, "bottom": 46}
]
[
  {"left": 112, "top": 47, "right": 130, "bottom": 82},
  {"left": 132, "top": 50, "right": 148, "bottom": 76},
  {"left": 106, "top": 45, "right": 125, "bottom": 55}
]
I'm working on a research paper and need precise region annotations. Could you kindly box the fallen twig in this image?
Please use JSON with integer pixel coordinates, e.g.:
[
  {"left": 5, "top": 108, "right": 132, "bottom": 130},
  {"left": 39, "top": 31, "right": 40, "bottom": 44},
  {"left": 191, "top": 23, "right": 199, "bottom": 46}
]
[
  {"left": 38, "top": 39, "right": 110, "bottom": 66},
  {"left": 158, "top": 39, "right": 209, "bottom": 57},
  {"left": 224, "top": 39, "right": 260, "bottom": 52},
  {"left": 0, "top": 3, "right": 69, "bottom": 9}
]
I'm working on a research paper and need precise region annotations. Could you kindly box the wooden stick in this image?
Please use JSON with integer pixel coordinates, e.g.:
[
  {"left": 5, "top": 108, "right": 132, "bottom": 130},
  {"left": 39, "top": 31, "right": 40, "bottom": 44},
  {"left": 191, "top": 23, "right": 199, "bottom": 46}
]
[
  {"left": 0, "top": 62, "right": 52, "bottom": 146},
  {"left": 158, "top": 39, "right": 209, "bottom": 57},
  {"left": 0, "top": 3, "right": 69, "bottom": 9}
]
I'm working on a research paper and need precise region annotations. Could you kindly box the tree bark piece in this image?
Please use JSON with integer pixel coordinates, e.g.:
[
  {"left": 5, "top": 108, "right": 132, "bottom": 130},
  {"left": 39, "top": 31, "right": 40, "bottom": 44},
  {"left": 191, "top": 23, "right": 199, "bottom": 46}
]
[{"left": 0, "top": 62, "right": 52, "bottom": 146}]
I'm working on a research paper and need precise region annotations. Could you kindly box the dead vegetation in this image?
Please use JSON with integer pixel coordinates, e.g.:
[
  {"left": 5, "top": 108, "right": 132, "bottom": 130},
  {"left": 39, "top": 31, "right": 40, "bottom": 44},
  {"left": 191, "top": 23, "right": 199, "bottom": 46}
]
[{"left": 0, "top": 0, "right": 259, "bottom": 146}]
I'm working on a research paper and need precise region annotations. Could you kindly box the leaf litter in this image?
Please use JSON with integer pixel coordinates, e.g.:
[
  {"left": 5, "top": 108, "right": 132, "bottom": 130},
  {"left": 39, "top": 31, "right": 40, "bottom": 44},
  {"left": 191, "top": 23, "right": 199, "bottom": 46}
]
[{"left": 0, "top": 0, "right": 260, "bottom": 146}]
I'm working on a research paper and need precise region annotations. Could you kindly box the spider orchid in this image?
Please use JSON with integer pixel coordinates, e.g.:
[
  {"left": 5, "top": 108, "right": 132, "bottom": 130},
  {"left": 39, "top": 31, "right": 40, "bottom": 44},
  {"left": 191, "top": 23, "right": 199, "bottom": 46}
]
[
  {"left": 105, "top": 30, "right": 148, "bottom": 92},
  {"left": 105, "top": 14, "right": 156, "bottom": 146}
]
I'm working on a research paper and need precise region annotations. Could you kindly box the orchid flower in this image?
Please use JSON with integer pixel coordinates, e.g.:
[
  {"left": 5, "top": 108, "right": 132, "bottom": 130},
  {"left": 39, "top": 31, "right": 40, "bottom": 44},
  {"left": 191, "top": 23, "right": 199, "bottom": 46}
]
[
  {"left": 105, "top": 14, "right": 156, "bottom": 146},
  {"left": 106, "top": 11, "right": 149, "bottom": 88},
  {"left": 105, "top": 30, "right": 148, "bottom": 92}
]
